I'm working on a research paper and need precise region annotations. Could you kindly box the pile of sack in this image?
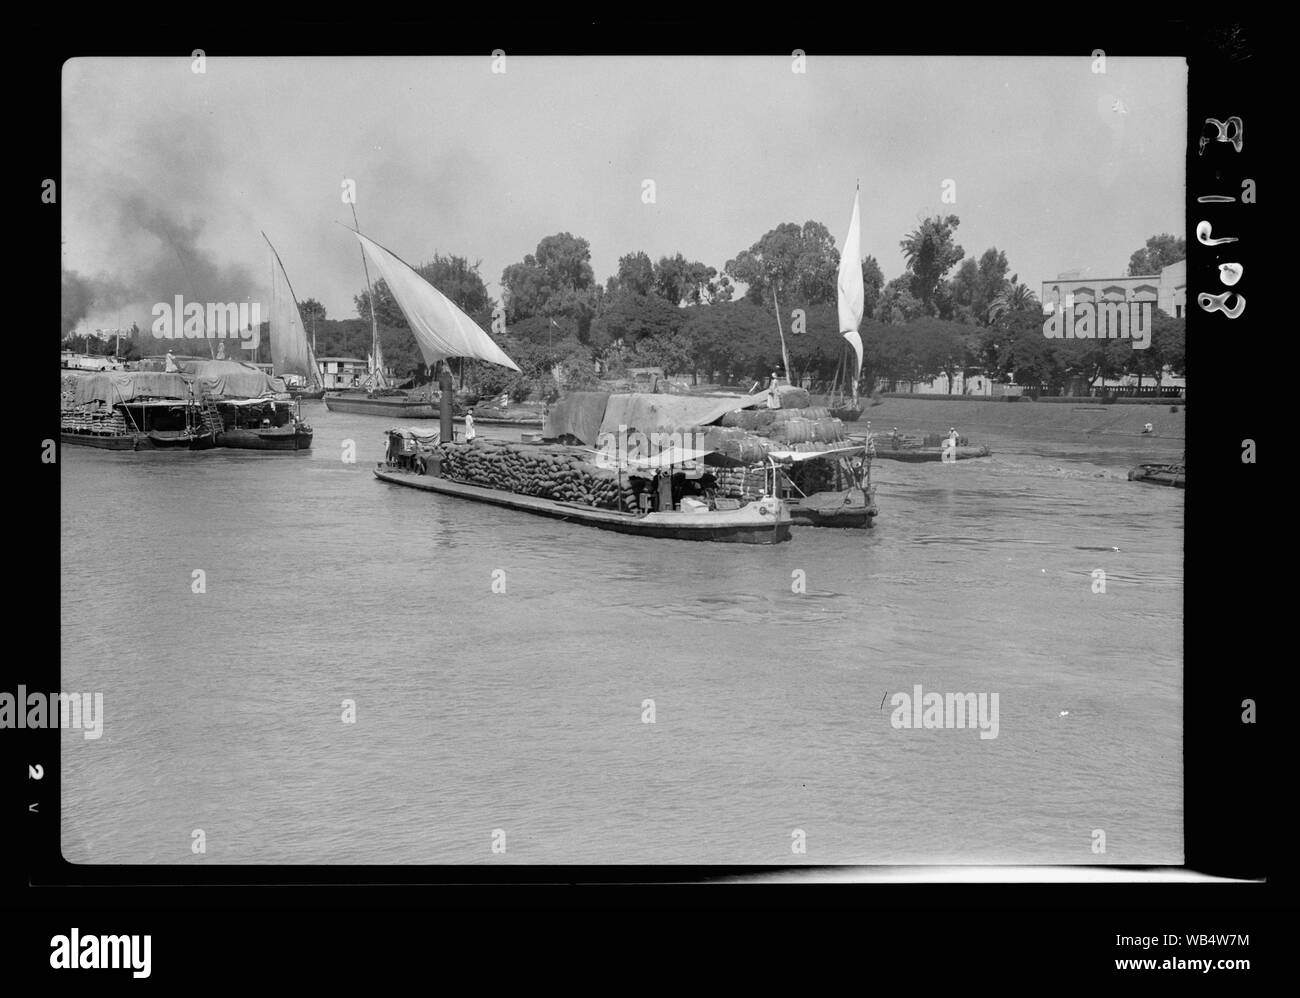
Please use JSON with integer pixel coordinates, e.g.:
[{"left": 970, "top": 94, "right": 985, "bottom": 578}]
[
  {"left": 438, "top": 440, "right": 633, "bottom": 511},
  {"left": 719, "top": 405, "right": 845, "bottom": 445}
]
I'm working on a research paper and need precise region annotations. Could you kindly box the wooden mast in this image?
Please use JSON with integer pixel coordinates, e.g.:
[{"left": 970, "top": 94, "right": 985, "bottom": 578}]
[{"left": 349, "top": 198, "right": 384, "bottom": 390}]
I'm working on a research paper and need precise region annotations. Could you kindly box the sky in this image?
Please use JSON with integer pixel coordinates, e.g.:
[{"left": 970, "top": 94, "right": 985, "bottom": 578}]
[{"left": 61, "top": 55, "right": 1187, "bottom": 333}]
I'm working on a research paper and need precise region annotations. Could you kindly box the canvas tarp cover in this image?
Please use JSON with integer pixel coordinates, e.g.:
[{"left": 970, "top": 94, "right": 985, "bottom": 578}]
[
  {"left": 543, "top": 391, "right": 610, "bottom": 444},
  {"left": 598, "top": 393, "right": 761, "bottom": 437},
  {"left": 72, "top": 371, "right": 192, "bottom": 405},
  {"left": 181, "top": 360, "right": 286, "bottom": 398}
]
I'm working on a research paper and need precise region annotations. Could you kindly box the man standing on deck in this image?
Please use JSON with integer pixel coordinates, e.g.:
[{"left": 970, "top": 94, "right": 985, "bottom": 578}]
[{"left": 766, "top": 371, "right": 781, "bottom": 409}]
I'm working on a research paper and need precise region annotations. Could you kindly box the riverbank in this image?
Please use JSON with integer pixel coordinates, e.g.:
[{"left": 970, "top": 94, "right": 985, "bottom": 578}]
[{"left": 850, "top": 395, "right": 1186, "bottom": 445}]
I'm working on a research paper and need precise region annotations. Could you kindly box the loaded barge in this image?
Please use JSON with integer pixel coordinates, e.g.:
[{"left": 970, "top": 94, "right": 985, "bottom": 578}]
[{"left": 375, "top": 464, "right": 791, "bottom": 543}]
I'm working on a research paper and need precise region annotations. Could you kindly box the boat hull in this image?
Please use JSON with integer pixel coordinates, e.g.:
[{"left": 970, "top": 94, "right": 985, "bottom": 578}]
[
  {"left": 216, "top": 426, "right": 314, "bottom": 450},
  {"left": 1128, "top": 464, "right": 1185, "bottom": 488},
  {"left": 787, "top": 488, "right": 878, "bottom": 528},
  {"left": 472, "top": 415, "right": 544, "bottom": 428},
  {"left": 374, "top": 468, "right": 791, "bottom": 543},
  {"left": 290, "top": 388, "right": 326, "bottom": 400},
  {"left": 60, "top": 431, "right": 142, "bottom": 451},
  {"left": 60, "top": 430, "right": 217, "bottom": 450},
  {"left": 147, "top": 430, "right": 218, "bottom": 449},
  {"left": 325, "top": 394, "right": 439, "bottom": 418},
  {"left": 872, "top": 445, "right": 990, "bottom": 462}
]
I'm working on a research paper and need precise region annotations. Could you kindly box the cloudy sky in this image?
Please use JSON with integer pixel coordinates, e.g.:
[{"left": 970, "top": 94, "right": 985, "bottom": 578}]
[{"left": 62, "top": 55, "right": 1186, "bottom": 332}]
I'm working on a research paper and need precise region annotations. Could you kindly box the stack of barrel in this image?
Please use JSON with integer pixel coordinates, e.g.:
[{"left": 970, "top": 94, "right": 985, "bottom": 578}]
[{"left": 437, "top": 439, "right": 635, "bottom": 511}]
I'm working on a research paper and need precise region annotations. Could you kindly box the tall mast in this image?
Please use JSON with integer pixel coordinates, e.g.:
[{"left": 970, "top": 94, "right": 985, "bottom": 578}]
[
  {"left": 772, "top": 283, "right": 791, "bottom": 384},
  {"left": 349, "top": 197, "right": 385, "bottom": 389}
]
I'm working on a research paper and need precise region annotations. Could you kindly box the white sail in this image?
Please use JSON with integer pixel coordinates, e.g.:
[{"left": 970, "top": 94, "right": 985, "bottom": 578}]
[
  {"left": 354, "top": 232, "right": 520, "bottom": 372},
  {"left": 837, "top": 188, "right": 865, "bottom": 393},
  {"left": 264, "top": 233, "right": 322, "bottom": 388}
]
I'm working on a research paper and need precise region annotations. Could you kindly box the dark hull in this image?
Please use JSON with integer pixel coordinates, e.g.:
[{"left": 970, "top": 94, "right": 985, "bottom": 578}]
[
  {"left": 787, "top": 487, "right": 877, "bottom": 528},
  {"left": 147, "top": 430, "right": 217, "bottom": 449},
  {"left": 325, "top": 394, "right": 439, "bottom": 418},
  {"left": 374, "top": 468, "right": 791, "bottom": 543},
  {"left": 872, "top": 446, "right": 990, "bottom": 462},
  {"left": 291, "top": 388, "right": 326, "bottom": 400},
  {"left": 1128, "top": 464, "right": 1185, "bottom": 488},
  {"left": 216, "top": 427, "right": 314, "bottom": 450},
  {"left": 60, "top": 430, "right": 216, "bottom": 451},
  {"left": 60, "top": 431, "right": 142, "bottom": 451},
  {"left": 473, "top": 415, "right": 544, "bottom": 427},
  {"left": 788, "top": 504, "right": 877, "bottom": 528}
]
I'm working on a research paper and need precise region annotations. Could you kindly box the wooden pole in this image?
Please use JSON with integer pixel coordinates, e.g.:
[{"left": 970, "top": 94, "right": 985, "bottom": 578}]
[
  {"left": 771, "top": 285, "right": 791, "bottom": 384},
  {"left": 349, "top": 199, "right": 383, "bottom": 389}
]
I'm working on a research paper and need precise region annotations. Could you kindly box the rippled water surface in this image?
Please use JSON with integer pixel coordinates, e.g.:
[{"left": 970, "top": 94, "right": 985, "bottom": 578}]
[{"left": 61, "top": 402, "right": 1184, "bottom": 865}]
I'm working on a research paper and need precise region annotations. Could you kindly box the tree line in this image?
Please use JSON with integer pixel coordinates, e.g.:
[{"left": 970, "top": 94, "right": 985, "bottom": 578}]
[{"left": 64, "top": 225, "right": 1186, "bottom": 398}]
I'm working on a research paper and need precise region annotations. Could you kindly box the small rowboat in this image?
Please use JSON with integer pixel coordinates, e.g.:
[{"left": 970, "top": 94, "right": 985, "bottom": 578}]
[{"left": 1128, "top": 462, "right": 1185, "bottom": 488}]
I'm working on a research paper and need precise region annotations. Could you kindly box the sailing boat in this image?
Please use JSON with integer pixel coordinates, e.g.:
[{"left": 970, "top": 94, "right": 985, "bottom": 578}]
[
  {"left": 326, "top": 230, "right": 520, "bottom": 419},
  {"left": 829, "top": 186, "right": 865, "bottom": 421},
  {"left": 265, "top": 234, "right": 325, "bottom": 400}
]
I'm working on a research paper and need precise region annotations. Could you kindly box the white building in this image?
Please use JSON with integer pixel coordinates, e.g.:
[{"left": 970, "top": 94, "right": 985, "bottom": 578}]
[{"left": 1041, "top": 259, "right": 1187, "bottom": 320}]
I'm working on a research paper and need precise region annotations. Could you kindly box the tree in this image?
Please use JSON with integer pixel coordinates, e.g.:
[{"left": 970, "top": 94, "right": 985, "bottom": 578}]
[
  {"left": 725, "top": 221, "right": 840, "bottom": 307},
  {"left": 1128, "top": 234, "right": 1186, "bottom": 276},
  {"left": 905, "top": 318, "right": 969, "bottom": 393},
  {"left": 588, "top": 289, "right": 684, "bottom": 356},
  {"left": 630, "top": 330, "right": 694, "bottom": 375},
  {"left": 654, "top": 253, "right": 733, "bottom": 305},
  {"left": 500, "top": 233, "right": 601, "bottom": 345},
  {"left": 501, "top": 232, "right": 597, "bottom": 321},
  {"left": 1156, "top": 313, "right": 1186, "bottom": 379},
  {"left": 991, "top": 309, "right": 1069, "bottom": 391},
  {"left": 988, "top": 276, "right": 1039, "bottom": 324},
  {"left": 299, "top": 298, "right": 327, "bottom": 325},
  {"left": 949, "top": 248, "right": 1010, "bottom": 325},
  {"left": 680, "top": 300, "right": 779, "bottom": 385},
  {"left": 861, "top": 256, "right": 885, "bottom": 320},
  {"left": 608, "top": 251, "right": 656, "bottom": 297},
  {"left": 1127, "top": 311, "right": 1185, "bottom": 386},
  {"left": 900, "top": 214, "right": 965, "bottom": 316},
  {"left": 876, "top": 276, "right": 925, "bottom": 324},
  {"left": 864, "top": 321, "right": 929, "bottom": 391}
]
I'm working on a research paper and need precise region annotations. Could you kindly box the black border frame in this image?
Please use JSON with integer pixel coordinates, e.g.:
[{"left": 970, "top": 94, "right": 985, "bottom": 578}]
[{"left": 11, "top": 15, "right": 1278, "bottom": 981}]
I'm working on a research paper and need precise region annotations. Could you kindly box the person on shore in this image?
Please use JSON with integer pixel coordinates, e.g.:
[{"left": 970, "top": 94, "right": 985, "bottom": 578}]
[
  {"left": 464, "top": 408, "right": 476, "bottom": 442},
  {"left": 766, "top": 371, "right": 781, "bottom": 409}
]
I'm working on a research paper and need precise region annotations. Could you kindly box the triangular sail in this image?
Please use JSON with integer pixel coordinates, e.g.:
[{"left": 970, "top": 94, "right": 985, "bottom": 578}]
[
  {"left": 837, "top": 188, "right": 865, "bottom": 400},
  {"left": 264, "top": 233, "right": 322, "bottom": 389},
  {"left": 354, "top": 231, "right": 520, "bottom": 372}
]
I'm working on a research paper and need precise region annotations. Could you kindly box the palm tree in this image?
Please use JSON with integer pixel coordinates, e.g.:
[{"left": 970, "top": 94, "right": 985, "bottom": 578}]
[{"left": 988, "top": 275, "right": 1039, "bottom": 324}]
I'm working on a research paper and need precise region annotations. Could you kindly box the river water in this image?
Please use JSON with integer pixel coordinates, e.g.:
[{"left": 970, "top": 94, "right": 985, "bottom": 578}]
[{"left": 60, "top": 401, "right": 1184, "bottom": 866}]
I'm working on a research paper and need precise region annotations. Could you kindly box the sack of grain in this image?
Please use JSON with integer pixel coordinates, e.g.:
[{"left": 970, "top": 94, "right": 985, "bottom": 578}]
[{"left": 777, "top": 386, "right": 811, "bottom": 409}]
